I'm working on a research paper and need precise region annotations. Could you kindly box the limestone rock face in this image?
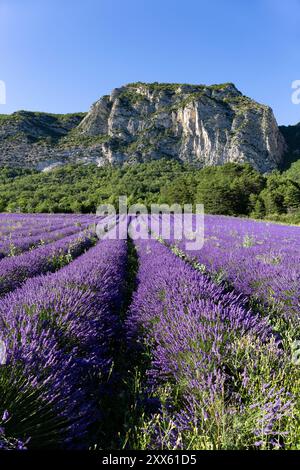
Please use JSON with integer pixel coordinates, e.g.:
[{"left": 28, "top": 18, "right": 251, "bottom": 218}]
[{"left": 0, "top": 83, "right": 287, "bottom": 172}]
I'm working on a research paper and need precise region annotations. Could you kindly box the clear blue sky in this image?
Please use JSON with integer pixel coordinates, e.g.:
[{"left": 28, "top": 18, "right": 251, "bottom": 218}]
[{"left": 0, "top": 0, "right": 299, "bottom": 124}]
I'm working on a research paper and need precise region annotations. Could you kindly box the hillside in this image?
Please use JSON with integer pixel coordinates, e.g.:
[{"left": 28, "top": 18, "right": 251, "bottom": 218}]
[
  {"left": 0, "top": 111, "right": 86, "bottom": 170},
  {"left": 0, "top": 82, "right": 287, "bottom": 172},
  {"left": 1, "top": 160, "right": 300, "bottom": 224},
  {"left": 279, "top": 122, "right": 300, "bottom": 169}
]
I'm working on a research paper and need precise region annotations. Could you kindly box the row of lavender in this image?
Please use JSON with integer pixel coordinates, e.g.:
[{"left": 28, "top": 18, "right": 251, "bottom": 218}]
[
  {"left": 1, "top": 212, "right": 299, "bottom": 449},
  {"left": 0, "top": 213, "right": 109, "bottom": 296},
  {"left": 171, "top": 215, "right": 300, "bottom": 341},
  {"left": 0, "top": 213, "right": 91, "bottom": 237},
  {"left": 0, "top": 230, "right": 97, "bottom": 297},
  {"left": 127, "top": 236, "right": 297, "bottom": 449},
  {"left": 0, "top": 214, "right": 97, "bottom": 259},
  {"left": 0, "top": 234, "right": 128, "bottom": 448}
]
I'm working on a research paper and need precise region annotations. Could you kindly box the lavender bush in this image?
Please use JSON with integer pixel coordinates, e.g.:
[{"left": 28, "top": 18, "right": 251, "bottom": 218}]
[
  {"left": 126, "top": 237, "right": 294, "bottom": 449},
  {"left": 0, "top": 237, "right": 128, "bottom": 448}
]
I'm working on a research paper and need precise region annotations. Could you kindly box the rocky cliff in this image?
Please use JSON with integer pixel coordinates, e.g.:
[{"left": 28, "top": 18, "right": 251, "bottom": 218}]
[{"left": 0, "top": 82, "right": 287, "bottom": 172}]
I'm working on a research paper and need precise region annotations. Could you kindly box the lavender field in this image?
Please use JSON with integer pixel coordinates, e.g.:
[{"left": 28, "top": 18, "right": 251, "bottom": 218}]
[{"left": 0, "top": 213, "right": 299, "bottom": 450}]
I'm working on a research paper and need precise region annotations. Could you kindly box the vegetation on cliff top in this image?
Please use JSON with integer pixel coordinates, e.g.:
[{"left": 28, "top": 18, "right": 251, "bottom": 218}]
[
  {"left": 0, "top": 111, "right": 86, "bottom": 124},
  {"left": 126, "top": 81, "right": 237, "bottom": 91}
]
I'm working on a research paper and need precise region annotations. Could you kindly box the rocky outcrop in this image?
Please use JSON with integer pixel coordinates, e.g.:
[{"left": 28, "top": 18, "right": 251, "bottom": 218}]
[
  {"left": 0, "top": 82, "right": 287, "bottom": 172},
  {"left": 0, "top": 111, "right": 87, "bottom": 170}
]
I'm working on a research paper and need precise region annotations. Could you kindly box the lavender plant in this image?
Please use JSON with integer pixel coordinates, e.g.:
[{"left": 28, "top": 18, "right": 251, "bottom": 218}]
[
  {"left": 126, "top": 238, "right": 294, "bottom": 449},
  {"left": 0, "top": 238, "right": 128, "bottom": 448}
]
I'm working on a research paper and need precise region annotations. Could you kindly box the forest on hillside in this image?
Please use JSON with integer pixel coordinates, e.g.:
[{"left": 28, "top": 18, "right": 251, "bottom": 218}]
[{"left": 0, "top": 159, "right": 300, "bottom": 223}]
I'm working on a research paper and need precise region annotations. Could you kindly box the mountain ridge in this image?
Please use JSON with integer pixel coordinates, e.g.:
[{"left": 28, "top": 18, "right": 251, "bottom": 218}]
[{"left": 0, "top": 82, "right": 298, "bottom": 172}]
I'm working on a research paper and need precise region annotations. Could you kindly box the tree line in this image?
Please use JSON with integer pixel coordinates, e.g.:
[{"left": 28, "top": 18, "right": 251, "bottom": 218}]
[{"left": 0, "top": 159, "right": 300, "bottom": 223}]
